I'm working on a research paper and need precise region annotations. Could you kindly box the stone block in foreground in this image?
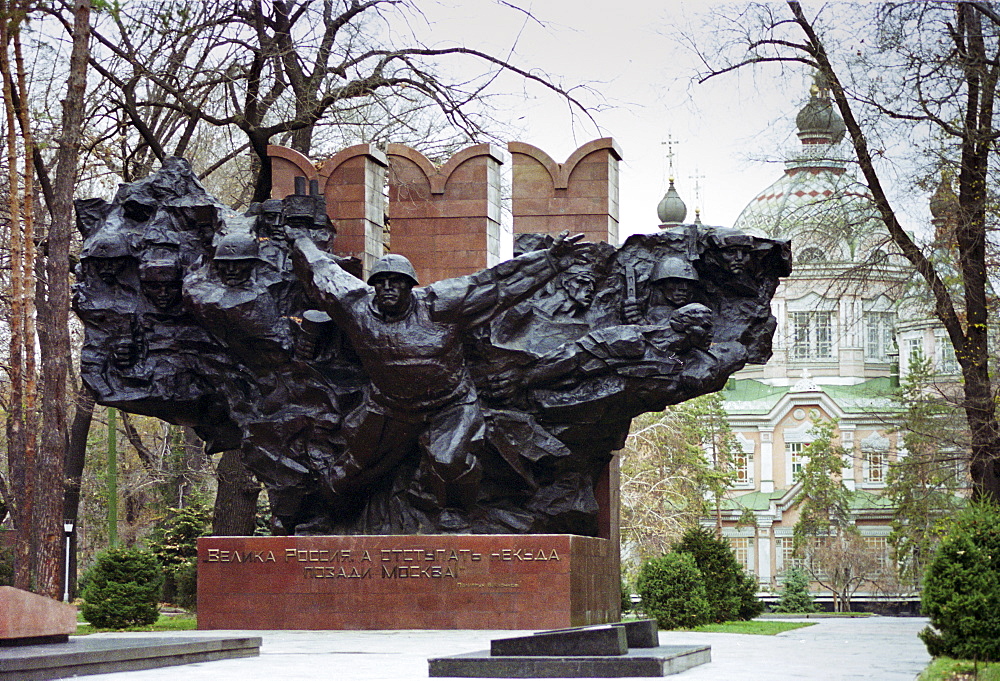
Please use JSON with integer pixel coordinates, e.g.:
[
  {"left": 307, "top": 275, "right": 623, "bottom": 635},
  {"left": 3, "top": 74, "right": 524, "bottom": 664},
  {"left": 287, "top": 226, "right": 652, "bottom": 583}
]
[
  {"left": 0, "top": 635, "right": 260, "bottom": 681},
  {"left": 0, "top": 587, "right": 76, "bottom": 646},
  {"left": 492, "top": 625, "right": 627, "bottom": 656},
  {"left": 428, "top": 644, "right": 711, "bottom": 678}
]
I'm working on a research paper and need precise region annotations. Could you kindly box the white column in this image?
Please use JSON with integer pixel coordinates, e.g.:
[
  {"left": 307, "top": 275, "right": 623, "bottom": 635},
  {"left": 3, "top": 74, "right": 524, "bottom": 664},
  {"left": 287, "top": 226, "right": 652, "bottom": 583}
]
[
  {"left": 840, "top": 427, "right": 856, "bottom": 491},
  {"left": 759, "top": 429, "right": 774, "bottom": 493},
  {"left": 757, "top": 524, "right": 773, "bottom": 589}
]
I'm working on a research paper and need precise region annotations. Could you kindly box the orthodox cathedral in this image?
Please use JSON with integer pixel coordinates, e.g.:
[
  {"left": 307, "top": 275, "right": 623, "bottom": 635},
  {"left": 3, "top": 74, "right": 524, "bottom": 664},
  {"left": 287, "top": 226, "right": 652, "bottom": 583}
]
[{"left": 665, "top": 78, "right": 966, "bottom": 603}]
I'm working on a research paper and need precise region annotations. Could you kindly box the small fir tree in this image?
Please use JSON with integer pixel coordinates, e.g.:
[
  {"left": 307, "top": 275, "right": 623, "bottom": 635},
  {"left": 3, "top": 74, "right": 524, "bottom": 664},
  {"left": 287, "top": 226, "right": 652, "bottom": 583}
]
[
  {"left": 794, "top": 419, "right": 853, "bottom": 542},
  {"left": 147, "top": 504, "right": 212, "bottom": 609},
  {"left": 674, "top": 527, "right": 763, "bottom": 622},
  {"left": 793, "top": 419, "right": 880, "bottom": 612},
  {"left": 636, "top": 552, "right": 711, "bottom": 629},
  {"left": 888, "top": 355, "right": 968, "bottom": 588},
  {"left": 774, "top": 567, "right": 816, "bottom": 613},
  {"left": 621, "top": 579, "right": 633, "bottom": 615},
  {"left": 919, "top": 502, "right": 1000, "bottom": 661},
  {"left": 620, "top": 394, "right": 737, "bottom": 579},
  {"left": 81, "top": 547, "right": 163, "bottom": 629}
]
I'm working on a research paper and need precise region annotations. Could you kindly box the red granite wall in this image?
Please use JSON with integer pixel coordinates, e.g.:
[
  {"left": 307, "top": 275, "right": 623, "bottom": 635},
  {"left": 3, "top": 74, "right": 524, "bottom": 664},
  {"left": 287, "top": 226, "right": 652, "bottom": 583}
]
[
  {"left": 198, "top": 535, "right": 617, "bottom": 630},
  {"left": 268, "top": 144, "right": 387, "bottom": 278},
  {"left": 268, "top": 145, "right": 317, "bottom": 202},
  {"left": 385, "top": 143, "right": 503, "bottom": 286},
  {"left": 509, "top": 138, "right": 622, "bottom": 246},
  {"left": 318, "top": 145, "right": 387, "bottom": 276}
]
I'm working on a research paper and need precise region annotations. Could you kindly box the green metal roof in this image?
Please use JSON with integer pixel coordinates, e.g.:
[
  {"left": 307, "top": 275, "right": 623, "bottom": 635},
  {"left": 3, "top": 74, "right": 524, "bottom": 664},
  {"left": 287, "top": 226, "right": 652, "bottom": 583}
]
[
  {"left": 720, "top": 379, "right": 788, "bottom": 414},
  {"left": 719, "top": 488, "right": 894, "bottom": 512},
  {"left": 823, "top": 377, "right": 903, "bottom": 414},
  {"left": 847, "top": 489, "right": 895, "bottom": 511},
  {"left": 720, "top": 377, "right": 903, "bottom": 416},
  {"left": 720, "top": 489, "right": 789, "bottom": 511}
]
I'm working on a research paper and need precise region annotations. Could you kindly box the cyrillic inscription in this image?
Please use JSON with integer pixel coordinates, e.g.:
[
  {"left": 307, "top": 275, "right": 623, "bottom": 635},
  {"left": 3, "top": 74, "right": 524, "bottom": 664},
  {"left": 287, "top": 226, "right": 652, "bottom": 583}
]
[
  {"left": 205, "top": 549, "right": 276, "bottom": 563},
  {"left": 203, "top": 543, "right": 560, "bottom": 583}
]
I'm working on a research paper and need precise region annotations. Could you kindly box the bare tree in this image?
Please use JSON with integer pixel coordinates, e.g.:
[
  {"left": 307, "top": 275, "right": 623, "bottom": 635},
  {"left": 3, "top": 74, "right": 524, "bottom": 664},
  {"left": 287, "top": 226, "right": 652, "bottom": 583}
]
[
  {"left": 0, "top": 0, "right": 90, "bottom": 597},
  {"left": 690, "top": 1, "right": 1000, "bottom": 501},
  {"left": 84, "top": 0, "right": 593, "bottom": 202},
  {"left": 803, "top": 533, "right": 883, "bottom": 612},
  {"left": 620, "top": 395, "right": 736, "bottom": 580}
]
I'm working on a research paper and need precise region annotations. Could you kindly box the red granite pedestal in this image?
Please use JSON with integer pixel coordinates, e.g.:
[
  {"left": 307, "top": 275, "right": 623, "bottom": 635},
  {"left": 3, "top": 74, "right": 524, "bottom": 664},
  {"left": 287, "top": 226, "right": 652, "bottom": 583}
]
[
  {"left": 0, "top": 586, "right": 77, "bottom": 644},
  {"left": 197, "top": 534, "right": 618, "bottom": 630}
]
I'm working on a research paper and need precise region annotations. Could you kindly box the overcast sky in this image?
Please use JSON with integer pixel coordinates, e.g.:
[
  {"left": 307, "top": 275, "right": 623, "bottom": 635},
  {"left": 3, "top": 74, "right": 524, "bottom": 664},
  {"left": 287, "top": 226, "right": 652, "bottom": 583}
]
[{"left": 414, "top": 0, "right": 821, "bottom": 239}]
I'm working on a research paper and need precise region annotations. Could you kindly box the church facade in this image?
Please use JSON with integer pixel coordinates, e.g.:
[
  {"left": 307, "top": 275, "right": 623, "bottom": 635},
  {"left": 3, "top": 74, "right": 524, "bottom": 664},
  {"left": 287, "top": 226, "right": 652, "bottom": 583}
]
[{"left": 696, "top": 79, "right": 966, "bottom": 604}]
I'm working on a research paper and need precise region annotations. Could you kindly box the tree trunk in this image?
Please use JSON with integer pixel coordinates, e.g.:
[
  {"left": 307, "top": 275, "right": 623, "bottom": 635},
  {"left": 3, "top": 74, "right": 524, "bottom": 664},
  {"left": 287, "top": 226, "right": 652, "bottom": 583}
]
[
  {"left": 788, "top": 2, "right": 1000, "bottom": 503},
  {"left": 63, "top": 384, "right": 95, "bottom": 599},
  {"left": 212, "top": 450, "right": 261, "bottom": 536},
  {"left": 35, "top": 0, "right": 91, "bottom": 597},
  {"left": 174, "top": 427, "right": 207, "bottom": 508},
  {"left": 2, "top": 0, "right": 29, "bottom": 593}
]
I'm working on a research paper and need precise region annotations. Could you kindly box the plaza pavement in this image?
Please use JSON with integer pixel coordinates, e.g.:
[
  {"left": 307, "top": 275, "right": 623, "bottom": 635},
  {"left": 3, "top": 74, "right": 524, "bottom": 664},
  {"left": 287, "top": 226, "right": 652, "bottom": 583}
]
[{"left": 80, "top": 615, "right": 931, "bottom": 680}]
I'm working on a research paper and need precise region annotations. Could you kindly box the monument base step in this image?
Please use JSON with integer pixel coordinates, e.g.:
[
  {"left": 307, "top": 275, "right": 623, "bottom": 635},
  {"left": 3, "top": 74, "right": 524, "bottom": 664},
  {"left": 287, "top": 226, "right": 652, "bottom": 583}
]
[
  {"left": 428, "top": 643, "right": 711, "bottom": 678},
  {"left": 0, "top": 635, "right": 261, "bottom": 681}
]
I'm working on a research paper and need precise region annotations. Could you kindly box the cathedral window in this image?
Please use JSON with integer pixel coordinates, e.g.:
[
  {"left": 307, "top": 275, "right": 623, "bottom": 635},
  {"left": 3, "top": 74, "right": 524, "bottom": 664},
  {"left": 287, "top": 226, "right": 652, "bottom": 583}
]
[
  {"left": 787, "top": 441, "right": 807, "bottom": 482},
  {"left": 864, "top": 311, "right": 895, "bottom": 362},
  {"left": 776, "top": 536, "right": 804, "bottom": 572},
  {"left": 791, "top": 311, "right": 833, "bottom": 359},
  {"left": 905, "top": 337, "right": 925, "bottom": 369},
  {"left": 729, "top": 536, "right": 753, "bottom": 571},
  {"left": 863, "top": 449, "right": 887, "bottom": 485},
  {"left": 733, "top": 451, "right": 751, "bottom": 486},
  {"left": 935, "top": 334, "right": 959, "bottom": 374},
  {"left": 863, "top": 535, "right": 890, "bottom": 571}
]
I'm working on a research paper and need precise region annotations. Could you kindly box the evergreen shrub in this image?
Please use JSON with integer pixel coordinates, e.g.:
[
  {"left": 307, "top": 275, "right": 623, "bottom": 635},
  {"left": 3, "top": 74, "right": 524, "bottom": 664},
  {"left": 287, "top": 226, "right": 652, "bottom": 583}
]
[
  {"left": 148, "top": 505, "right": 211, "bottom": 609},
  {"left": 81, "top": 547, "right": 163, "bottom": 629},
  {"left": 621, "top": 579, "right": 633, "bottom": 615},
  {"left": 0, "top": 544, "right": 13, "bottom": 587},
  {"left": 774, "top": 567, "right": 816, "bottom": 613},
  {"left": 675, "top": 527, "right": 764, "bottom": 621},
  {"left": 919, "top": 502, "right": 1000, "bottom": 661},
  {"left": 636, "top": 552, "right": 710, "bottom": 629}
]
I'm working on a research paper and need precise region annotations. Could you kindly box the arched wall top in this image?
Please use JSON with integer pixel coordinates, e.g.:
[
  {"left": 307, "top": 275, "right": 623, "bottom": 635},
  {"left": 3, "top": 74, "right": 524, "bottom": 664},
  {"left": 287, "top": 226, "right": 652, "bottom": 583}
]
[
  {"left": 267, "top": 145, "right": 318, "bottom": 180},
  {"left": 509, "top": 138, "right": 622, "bottom": 190},
  {"left": 318, "top": 143, "right": 388, "bottom": 178},
  {"left": 507, "top": 142, "right": 560, "bottom": 185},
  {"left": 387, "top": 143, "right": 504, "bottom": 195}
]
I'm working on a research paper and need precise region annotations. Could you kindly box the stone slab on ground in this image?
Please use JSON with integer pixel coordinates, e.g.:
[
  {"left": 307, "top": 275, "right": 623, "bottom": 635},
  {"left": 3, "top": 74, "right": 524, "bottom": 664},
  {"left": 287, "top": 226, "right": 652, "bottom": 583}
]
[
  {"left": 428, "top": 644, "right": 711, "bottom": 678},
  {"left": 614, "top": 619, "right": 659, "bottom": 648},
  {"left": 0, "top": 635, "right": 261, "bottom": 681},
  {"left": 0, "top": 587, "right": 77, "bottom": 644},
  {"left": 492, "top": 625, "right": 627, "bottom": 656},
  {"left": 531, "top": 619, "right": 659, "bottom": 649}
]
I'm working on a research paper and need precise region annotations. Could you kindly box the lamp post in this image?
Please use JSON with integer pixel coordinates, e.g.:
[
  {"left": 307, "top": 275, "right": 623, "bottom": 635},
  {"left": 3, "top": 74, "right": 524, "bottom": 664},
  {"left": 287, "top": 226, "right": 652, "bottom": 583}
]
[{"left": 63, "top": 520, "right": 75, "bottom": 602}]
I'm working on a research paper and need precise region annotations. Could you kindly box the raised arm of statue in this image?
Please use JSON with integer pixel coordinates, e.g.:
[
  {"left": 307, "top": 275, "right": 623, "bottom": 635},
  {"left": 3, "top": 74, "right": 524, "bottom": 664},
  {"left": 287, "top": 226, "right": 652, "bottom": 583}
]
[
  {"left": 291, "top": 237, "right": 368, "bottom": 325},
  {"left": 428, "top": 232, "right": 586, "bottom": 328}
]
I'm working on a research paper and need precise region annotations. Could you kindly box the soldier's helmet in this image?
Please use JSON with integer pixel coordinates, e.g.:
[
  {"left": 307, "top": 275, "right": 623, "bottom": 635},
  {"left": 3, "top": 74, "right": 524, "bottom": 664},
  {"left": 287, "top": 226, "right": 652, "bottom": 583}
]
[
  {"left": 81, "top": 230, "right": 131, "bottom": 260},
  {"left": 713, "top": 227, "right": 755, "bottom": 249},
  {"left": 213, "top": 232, "right": 260, "bottom": 261},
  {"left": 367, "top": 253, "right": 418, "bottom": 286},
  {"left": 651, "top": 256, "right": 698, "bottom": 283},
  {"left": 139, "top": 258, "right": 181, "bottom": 282},
  {"left": 261, "top": 199, "right": 283, "bottom": 216}
]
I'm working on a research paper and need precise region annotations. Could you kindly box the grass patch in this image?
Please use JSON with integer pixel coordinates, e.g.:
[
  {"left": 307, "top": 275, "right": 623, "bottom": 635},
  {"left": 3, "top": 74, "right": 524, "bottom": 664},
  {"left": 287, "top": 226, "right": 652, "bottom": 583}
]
[
  {"left": 74, "top": 613, "right": 197, "bottom": 635},
  {"left": 763, "top": 611, "right": 873, "bottom": 619},
  {"left": 919, "top": 657, "right": 1000, "bottom": 681},
  {"left": 690, "top": 620, "right": 816, "bottom": 635}
]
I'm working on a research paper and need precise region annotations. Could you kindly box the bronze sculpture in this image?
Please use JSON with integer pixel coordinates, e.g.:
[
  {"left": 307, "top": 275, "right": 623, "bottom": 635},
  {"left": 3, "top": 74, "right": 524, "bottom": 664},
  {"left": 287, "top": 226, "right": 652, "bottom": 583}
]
[{"left": 74, "top": 158, "right": 791, "bottom": 536}]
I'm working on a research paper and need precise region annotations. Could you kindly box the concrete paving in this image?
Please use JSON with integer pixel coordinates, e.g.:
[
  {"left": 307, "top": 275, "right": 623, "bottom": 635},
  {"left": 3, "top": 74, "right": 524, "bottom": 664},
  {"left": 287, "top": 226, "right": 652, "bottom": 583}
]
[{"left": 75, "top": 616, "right": 932, "bottom": 680}]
